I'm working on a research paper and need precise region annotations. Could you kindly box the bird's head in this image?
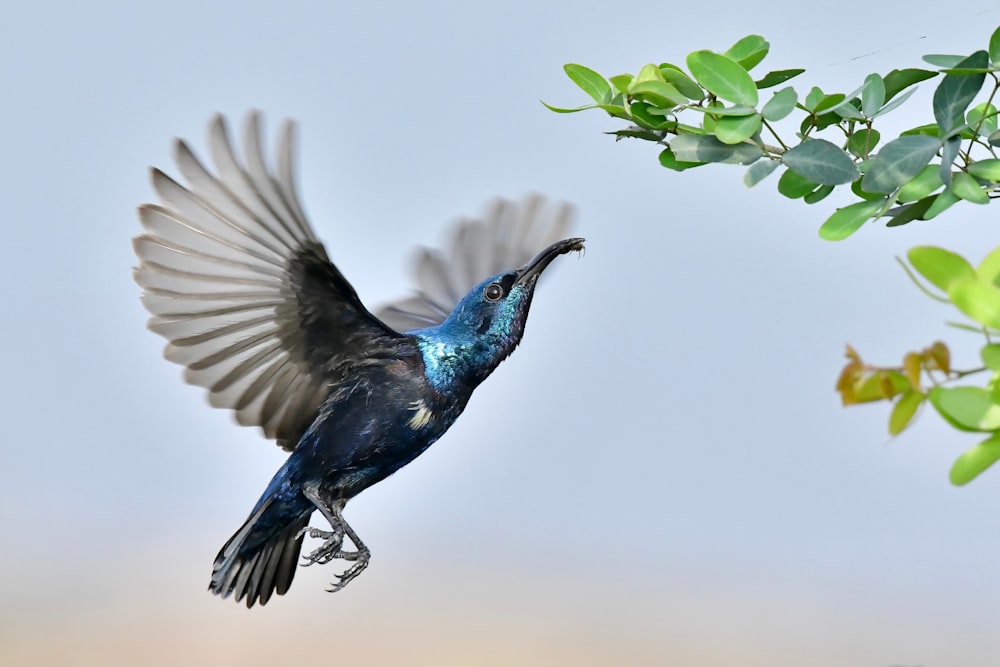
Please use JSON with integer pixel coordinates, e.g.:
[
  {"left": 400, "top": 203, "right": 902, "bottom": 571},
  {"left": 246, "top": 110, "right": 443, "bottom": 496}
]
[{"left": 416, "top": 237, "right": 585, "bottom": 389}]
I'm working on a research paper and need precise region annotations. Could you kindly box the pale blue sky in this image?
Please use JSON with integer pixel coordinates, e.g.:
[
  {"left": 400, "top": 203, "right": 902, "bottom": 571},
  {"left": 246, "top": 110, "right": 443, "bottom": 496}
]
[{"left": 2, "top": 2, "right": 999, "bottom": 665}]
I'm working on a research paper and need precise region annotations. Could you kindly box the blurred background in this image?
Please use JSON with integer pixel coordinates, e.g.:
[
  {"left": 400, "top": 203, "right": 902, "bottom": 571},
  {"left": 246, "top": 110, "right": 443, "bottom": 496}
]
[{"left": 2, "top": 2, "right": 999, "bottom": 665}]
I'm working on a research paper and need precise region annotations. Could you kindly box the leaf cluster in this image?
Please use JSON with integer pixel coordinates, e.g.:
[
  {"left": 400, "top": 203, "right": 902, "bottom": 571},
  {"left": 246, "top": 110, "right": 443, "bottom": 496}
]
[
  {"left": 547, "top": 30, "right": 1000, "bottom": 240},
  {"left": 551, "top": 27, "right": 1000, "bottom": 485},
  {"left": 838, "top": 246, "right": 1000, "bottom": 484}
]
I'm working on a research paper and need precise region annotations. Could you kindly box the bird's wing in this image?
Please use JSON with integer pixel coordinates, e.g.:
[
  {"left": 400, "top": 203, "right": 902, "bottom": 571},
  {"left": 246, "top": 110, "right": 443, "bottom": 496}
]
[
  {"left": 374, "top": 195, "right": 576, "bottom": 332},
  {"left": 134, "top": 112, "right": 403, "bottom": 451}
]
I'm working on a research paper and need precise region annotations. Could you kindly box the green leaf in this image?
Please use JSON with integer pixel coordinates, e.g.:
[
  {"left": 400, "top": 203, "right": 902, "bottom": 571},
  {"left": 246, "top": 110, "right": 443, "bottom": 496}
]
[
  {"left": 889, "top": 390, "right": 924, "bottom": 435},
  {"left": 897, "top": 255, "right": 952, "bottom": 301},
  {"left": 932, "top": 51, "right": 989, "bottom": 133},
  {"left": 686, "top": 51, "right": 758, "bottom": 106},
  {"left": 968, "top": 159, "right": 1000, "bottom": 181},
  {"left": 659, "top": 65, "right": 704, "bottom": 99},
  {"left": 755, "top": 68, "right": 804, "bottom": 89},
  {"left": 885, "top": 196, "right": 935, "bottom": 227},
  {"left": 713, "top": 113, "right": 763, "bottom": 145},
  {"left": 907, "top": 246, "right": 975, "bottom": 291},
  {"left": 862, "top": 135, "right": 942, "bottom": 194},
  {"left": 977, "top": 247, "right": 1000, "bottom": 286},
  {"left": 658, "top": 147, "right": 705, "bottom": 172},
  {"left": 607, "top": 128, "right": 662, "bottom": 142},
  {"left": 564, "top": 64, "right": 612, "bottom": 104},
  {"left": 802, "top": 86, "right": 824, "bottom": 112},
  {"left": 629, "top": 102, "right": 673, "bottom": 130},
  {"left": 930, "top": 386, "right": 1000, "bottom": 431},
  {"left": 609, "top": 74, "right": 633, "bottom": 95},
  {"left": 761, "top": 87, "right": 797, "bottom": 121},
  {"left": 942, "top": 66, "right": 995, "bottom": 75},
  {"left": 951, "top": 171, "right": 990, "bottom": 204},
  {"left": 846, "top": 128, "right": 881, "bottom": 158},
  {"left": 724, "top": 35, "right": 769, "bottom": 70},
  {"left": 950, "top": 433, "right": 1000, "bottom": 485},
  {"left": 801, "top": 111, "right": 841, "bottom": 133},
  {"left": 991, "top": 130, "right": 1000, "bottom": 147},
  {"left": 852, "top": 178, "right": 886, "bottom": 201},
  {"left": 923, "top": 189, "right": 960, "bottom": 219},
  {"left": 982, "top": 344, "right": 1000, "bottom": 371},
  {"left": 834, "top": 100, "right": 865, "bottom": 121},
  {"left": 803, "top": 184, "right": 834, "bottom": 204},
  {"left": 744, "top": 159, "right": 780, "bottom": 187},
  {"left": 939, "top": 136, "right": 961, "bottom": 186},
  {"left": 813, "top": 93, "right": 847, "bottom": 114},
  {"left": 598, "top": 104, "right": 633, "bottom": 120},
  {"left": 897, "top": 165, "right": 943, "bottom": 202},
  {"left": 818, "top": 198, "right": 886, "bottom": 241},
  {"left": 669, "top": 134, "right": 761, "bottom": 164},
  {"left": 871, "top": 86, "right": 919, "bottom": 119},
  {"left": 777, "top": 168, "right": 819, "bottom": 199},
  {"left": 688, "top": 104, "right": 759, "bottom": 117},
  {"left": 967, "top": 102, "right": 999, "bottom": 136},
  {"left": 991, "top": 26, "right": 1000, "bottom": 65},
  {"left": 782, "top": 139, "right": 859, "bottom": 185},
  {"left": 902, "top": 123, "right": 942, "bottom": 138},
  {"left": 861, "top": 73, "right": 886, "bottom": 117},
  {"left": 923, "top": 54, "right": 966, "bottom": 68},
  {"left": 883, "top": 68, "right": 938, "bottom": 101},
  {"left": 541, "top": 100, "right": 599, "bottom": 114},
  {"left": 949, "top": 279, "right": 1000, "bottom": 329},
  {"left": 633, "top": 63, "right": 665, "bottom": 85},
  {"left": 630, "top": 80, "right": 688, "bottom": 108}
]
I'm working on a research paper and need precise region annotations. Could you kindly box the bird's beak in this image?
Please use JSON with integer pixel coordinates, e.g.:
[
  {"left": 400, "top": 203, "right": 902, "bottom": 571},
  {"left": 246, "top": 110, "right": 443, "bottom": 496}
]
[{"left": 514, "top": 237, "right": 586, "bottom": 285}]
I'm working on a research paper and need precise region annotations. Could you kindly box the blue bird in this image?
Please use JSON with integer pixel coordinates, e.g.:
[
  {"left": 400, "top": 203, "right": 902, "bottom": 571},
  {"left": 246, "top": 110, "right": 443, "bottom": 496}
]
[{"left": 133, "top": 112, "right": 585, "bottom": 607}]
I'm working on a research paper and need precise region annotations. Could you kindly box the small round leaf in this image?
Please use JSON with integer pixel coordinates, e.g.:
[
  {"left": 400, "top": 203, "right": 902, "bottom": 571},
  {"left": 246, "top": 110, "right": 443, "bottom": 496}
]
[
  {"left": 686, "top": 51, "right": 759, "bottom": 107},
  {"left": 782, "top": 139, "right": 859, "bottom": 185}
]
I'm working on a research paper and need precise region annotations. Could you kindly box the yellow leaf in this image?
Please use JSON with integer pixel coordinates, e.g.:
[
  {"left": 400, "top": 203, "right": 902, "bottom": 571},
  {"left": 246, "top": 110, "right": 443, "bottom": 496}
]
[
  {"left": 836, "top": 361, "right": 862, "bottom": 404},
  {"left": 879, "top": 373, "right": 896, "bottom": 399},
  {"left": 928, "top": 341, "right": 951, "bottom": 374},
  {"left": 903, "top": 352, "right": 922, "bottom": 388}
]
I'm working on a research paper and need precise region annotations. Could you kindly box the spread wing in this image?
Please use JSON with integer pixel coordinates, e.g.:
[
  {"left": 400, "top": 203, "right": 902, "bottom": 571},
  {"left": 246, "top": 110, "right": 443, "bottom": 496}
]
[
  {"left": 374, "top": 195, "right": 576, "bottom": 332},
  {"left": 133, "top": 112, "right": 403, "bottom": 451}
]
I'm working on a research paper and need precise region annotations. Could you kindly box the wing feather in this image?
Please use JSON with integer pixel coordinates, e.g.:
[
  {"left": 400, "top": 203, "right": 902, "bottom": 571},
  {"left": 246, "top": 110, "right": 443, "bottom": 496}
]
[
  {"left": 374, "top": 194, "right": 576, "bottom": 333},
  {"left": 135, "top": 112, "right": 401, "bottom": 450}
]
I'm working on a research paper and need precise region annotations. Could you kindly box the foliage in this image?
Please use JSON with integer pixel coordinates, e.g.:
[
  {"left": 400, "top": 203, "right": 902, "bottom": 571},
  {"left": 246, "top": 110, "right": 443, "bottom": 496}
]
[
  {"left": 545, "top": 30, "right": 1000, "bottom": 241},
  {"left": 549, "top": 28, "right": 1000, "bottom": 484},
  {"left": 837, "top": 245, "right": 1000, "bottom": 484}
]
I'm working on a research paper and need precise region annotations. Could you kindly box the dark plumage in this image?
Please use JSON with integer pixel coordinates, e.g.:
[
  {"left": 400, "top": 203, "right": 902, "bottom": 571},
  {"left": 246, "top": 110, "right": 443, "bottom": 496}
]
[{"left": 133, "top": 112, "right": 584, "bottom": 607}]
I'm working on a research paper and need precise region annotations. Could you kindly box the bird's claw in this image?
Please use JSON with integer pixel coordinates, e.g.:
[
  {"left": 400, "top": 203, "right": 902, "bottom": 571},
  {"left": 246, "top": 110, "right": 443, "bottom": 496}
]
[
  {"left": 297, "top": 525, "right": 370, "bottom": 591},
  {"left": 296, "top": 495, "right": 372, "bottom": 592},
  {"left": 298, "top": 526, "right": 346, "bottom": 566},
  {"left": 325, "top": 548, "right": 371, "bottom": 593},
  {"left": 297, "top": 526, "right": 334, "bottom": 541}
]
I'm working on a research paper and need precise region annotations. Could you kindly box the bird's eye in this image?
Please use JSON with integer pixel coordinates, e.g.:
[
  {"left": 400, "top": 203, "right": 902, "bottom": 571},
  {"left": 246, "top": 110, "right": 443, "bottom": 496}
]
[{"left": 484, "top": 283, "right": 504, "bottom": 302}]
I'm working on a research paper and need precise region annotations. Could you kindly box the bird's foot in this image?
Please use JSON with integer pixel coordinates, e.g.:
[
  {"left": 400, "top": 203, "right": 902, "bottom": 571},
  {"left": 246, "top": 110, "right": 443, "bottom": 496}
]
[
  {"left": 297, "top": 526, "right": 345, "bottom": 566},
  {"left": 326, "top": 546, "right": 371, "bottom": 593},
  {"left": 298, "top": 487, "right": 371, "bottom": 592}
]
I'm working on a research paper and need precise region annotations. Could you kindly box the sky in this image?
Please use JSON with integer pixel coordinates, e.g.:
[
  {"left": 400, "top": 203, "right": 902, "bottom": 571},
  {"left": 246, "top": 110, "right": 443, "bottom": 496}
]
[{"left": 2, "top": 2, "right": 1000, "bottom": 666}]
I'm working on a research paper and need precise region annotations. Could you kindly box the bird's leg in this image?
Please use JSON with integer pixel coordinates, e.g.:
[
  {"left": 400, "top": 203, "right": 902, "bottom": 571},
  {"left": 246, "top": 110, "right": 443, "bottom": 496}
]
[{"left": 299, "top": 484, "right": 371, "bottom": 591}]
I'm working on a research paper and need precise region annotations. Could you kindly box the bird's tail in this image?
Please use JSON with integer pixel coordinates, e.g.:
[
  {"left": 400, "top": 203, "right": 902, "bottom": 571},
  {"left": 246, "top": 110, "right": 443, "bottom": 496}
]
[{"left": 209, "top": 491, "right": 313, "bottom": 608}]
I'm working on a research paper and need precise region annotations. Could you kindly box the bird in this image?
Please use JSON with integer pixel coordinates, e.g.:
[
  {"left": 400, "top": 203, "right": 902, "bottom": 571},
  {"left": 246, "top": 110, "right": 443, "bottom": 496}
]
[{"left": 132, "top": 112, "right": 585, "bottom": 607}]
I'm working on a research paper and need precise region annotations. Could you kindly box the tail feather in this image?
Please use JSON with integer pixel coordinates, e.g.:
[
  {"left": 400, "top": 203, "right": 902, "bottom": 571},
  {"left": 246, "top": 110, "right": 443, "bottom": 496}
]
[{"left": 209, "top": 496, "right": 312, "bottom": 608}]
